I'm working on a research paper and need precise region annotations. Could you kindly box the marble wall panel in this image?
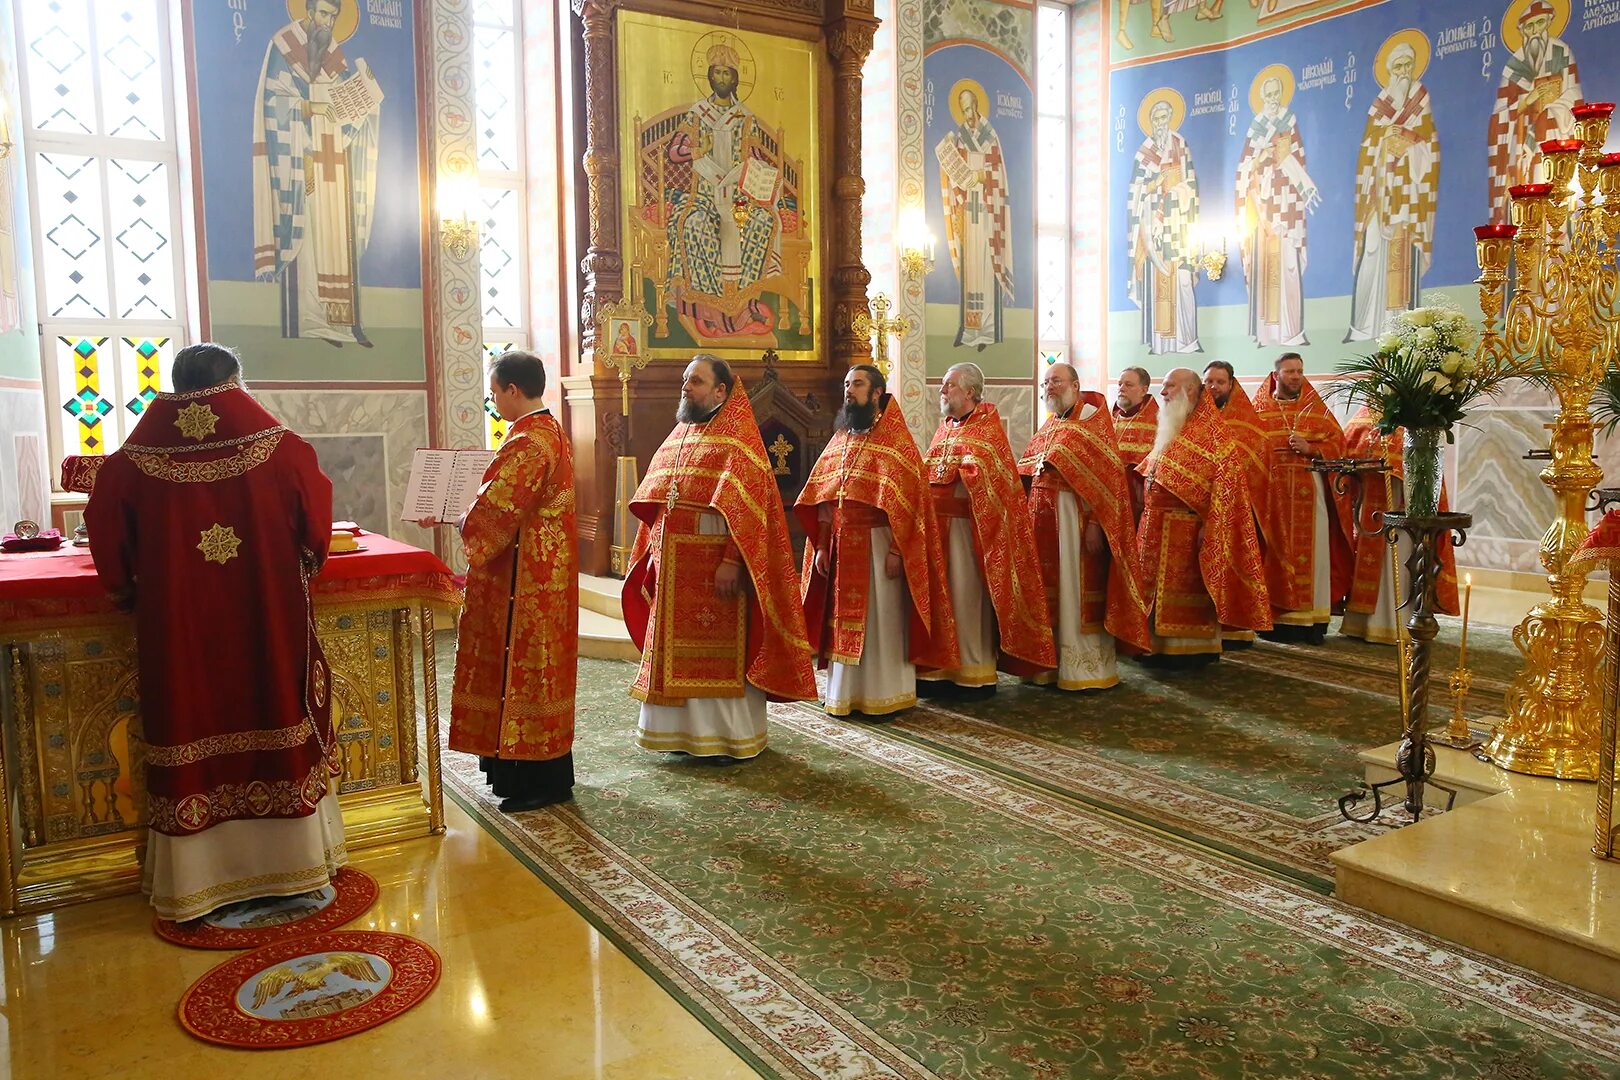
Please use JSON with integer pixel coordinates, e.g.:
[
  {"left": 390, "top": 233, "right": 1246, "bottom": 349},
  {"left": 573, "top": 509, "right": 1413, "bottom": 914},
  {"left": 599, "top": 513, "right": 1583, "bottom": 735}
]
[
  {"left": 0, "top": 389, "right": 48, "bottom": 528},
  {"left": 306, "top": 434, "right": 390, "bottom": 536},
  {"left": 1454, "top": 408, "right": 1557, "bottom": 549},
  {"left": 251, "top": 390, "right": 430, "bottom": 547}
]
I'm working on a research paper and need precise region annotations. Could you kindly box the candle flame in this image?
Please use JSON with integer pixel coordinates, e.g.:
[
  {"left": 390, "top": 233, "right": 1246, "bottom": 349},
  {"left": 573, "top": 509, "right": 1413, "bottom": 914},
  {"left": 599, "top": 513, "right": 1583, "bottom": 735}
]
[{"left": 1465, "top": 573, "right": 1472, "bottom": 585}]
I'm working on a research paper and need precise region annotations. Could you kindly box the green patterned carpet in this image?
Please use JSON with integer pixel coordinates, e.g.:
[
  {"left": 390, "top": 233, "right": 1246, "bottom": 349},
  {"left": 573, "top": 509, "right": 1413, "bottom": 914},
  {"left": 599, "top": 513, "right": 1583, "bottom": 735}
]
[{"left": 433, "top": 644, "right": 1620, "bottom": 1080}]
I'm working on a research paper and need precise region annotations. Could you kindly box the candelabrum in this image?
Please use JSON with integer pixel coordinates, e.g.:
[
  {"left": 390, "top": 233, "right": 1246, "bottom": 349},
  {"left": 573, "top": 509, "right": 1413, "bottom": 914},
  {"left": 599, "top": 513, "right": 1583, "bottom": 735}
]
[
  {"left": 1475, "top": 102, "right": 1620, "bottom": 780},
  {"left": 851, "top": 292, "right": 916, "bottom": 378}
]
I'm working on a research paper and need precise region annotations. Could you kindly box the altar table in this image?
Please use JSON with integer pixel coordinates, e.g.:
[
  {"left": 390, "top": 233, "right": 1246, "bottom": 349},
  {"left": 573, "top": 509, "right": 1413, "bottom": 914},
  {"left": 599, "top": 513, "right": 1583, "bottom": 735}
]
[{"left": 0, "top": 536, "right": 458, "bottom": 916}]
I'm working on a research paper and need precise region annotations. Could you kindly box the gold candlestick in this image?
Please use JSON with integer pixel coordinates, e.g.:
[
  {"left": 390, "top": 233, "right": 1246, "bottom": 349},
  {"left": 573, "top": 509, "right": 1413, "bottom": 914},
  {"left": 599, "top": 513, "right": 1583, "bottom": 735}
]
[
  {"left": 1479, "top": 103, "right": 1620, "bottom": 780},
  {"left": 595, "top": 299, "right": 652, "bottom": 577},
  {"left": 1447, "top": 574, "right": 1476, "bottom": 749}
]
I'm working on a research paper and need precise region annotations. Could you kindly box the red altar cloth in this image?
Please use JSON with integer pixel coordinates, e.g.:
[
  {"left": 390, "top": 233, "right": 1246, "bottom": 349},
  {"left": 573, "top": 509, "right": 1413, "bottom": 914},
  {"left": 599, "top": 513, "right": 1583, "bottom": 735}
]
[{"left": 0, "top": 534, "right": 460, "bottom": 633}]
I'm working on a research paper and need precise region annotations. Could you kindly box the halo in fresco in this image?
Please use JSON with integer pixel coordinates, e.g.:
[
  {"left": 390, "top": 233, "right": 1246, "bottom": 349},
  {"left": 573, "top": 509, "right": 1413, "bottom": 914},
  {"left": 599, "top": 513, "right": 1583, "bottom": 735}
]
[
  {"left": 1136, "top": 87, "right": 1186, "bottom": 137},
  {"left": 947, "top": 78, "right": 991, "bottom": 126},
  {"left": 285, "top": 0, "right": 360, "bottom": 44},
  {"left": 689, "top": 30, "right": 758, "bottom": 102},
  {"left": 1373, "top": 28, "right": 1431, "bottom": 88},
  {"left": 1248, "top": 63, "right": 1296, "bottom": 114},
  {"left": 1501, "top": 0, "right": 1571, "bottom": 54}
]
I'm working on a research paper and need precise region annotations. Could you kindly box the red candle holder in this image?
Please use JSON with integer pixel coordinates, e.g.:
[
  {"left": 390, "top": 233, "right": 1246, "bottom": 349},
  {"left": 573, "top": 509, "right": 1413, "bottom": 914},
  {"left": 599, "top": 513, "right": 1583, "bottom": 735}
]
[
  {"left": 1601, "top": 153, "right": 1620, "bottom": 167},
  {"left": 1540, "top": 139, "right": 1585, "bottom": 154},
  {"left": 1574, "top": 102, "right": 1617, "bottom": 120},
  {"left": 1510, "top": 183, "right": 1554, "bottom": 198},
  {"left": 1475, "top": 224, "right": 1519, "bottom": 239}
]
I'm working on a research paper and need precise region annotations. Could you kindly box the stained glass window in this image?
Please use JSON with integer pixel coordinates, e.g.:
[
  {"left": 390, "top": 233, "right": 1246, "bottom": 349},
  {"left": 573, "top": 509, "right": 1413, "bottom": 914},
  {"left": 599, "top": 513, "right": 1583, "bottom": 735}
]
[
  {"left": 18, "top": 0, "right": 190, "bottom": 474},
  {"left": 1035, "top": 3, "right": 1071, "bottom": 414},
  {"left": 482, "top": 342, "right": 515, "bottom": 449}
]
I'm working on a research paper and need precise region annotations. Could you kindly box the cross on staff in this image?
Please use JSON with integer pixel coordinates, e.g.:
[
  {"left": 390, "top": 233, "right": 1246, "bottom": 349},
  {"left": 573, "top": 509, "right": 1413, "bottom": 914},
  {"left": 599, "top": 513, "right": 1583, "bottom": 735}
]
[{"left": 851, "top": 292, "right": 916, "bottom": 377}]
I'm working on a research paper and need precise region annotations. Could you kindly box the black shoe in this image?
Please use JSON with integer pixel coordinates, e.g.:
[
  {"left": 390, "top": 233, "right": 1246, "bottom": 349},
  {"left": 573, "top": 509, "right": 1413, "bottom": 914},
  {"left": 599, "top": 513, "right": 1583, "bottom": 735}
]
[{"left": 499, "top": 790, "right": 571, "bottom": 813}]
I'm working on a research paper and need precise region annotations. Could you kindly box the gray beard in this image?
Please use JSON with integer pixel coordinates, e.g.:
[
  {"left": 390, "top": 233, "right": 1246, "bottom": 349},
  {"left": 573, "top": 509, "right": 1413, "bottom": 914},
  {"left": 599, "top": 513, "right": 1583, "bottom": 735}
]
[
  {"left": 676, "top": 399, "right": 714, "bottom": 425},
  {"left": 837, "top": 400, "right": 878, "bottom": 433},
  {"left": 1153, "top": 394, "right": 1195, "bottom": 456}
]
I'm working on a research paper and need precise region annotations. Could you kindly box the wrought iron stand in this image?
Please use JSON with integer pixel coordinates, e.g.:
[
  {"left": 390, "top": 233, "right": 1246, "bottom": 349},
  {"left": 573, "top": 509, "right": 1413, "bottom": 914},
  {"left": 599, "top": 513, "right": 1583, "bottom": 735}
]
[{"left": 1339, "top": 511, "right": 1473, "bottom": 826}]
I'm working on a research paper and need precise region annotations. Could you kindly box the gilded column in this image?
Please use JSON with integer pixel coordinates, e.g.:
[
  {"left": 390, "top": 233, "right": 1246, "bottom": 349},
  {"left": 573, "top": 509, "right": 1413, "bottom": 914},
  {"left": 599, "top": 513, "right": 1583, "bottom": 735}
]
[
  {"left": 571, "top": 0, "right": 625, "bottom": 348},
  {"left": 827, "top": 13, "right": 878, "bottom": 370}
]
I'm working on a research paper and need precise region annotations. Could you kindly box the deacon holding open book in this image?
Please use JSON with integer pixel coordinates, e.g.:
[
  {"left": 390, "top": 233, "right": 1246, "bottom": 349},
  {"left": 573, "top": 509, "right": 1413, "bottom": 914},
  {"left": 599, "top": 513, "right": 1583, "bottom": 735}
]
[
  {"left": 623, "top": 355, "right": 816, "bottom": 761},
  {"left": 421, "top": 351, "right": 579, "bottom": 812}
]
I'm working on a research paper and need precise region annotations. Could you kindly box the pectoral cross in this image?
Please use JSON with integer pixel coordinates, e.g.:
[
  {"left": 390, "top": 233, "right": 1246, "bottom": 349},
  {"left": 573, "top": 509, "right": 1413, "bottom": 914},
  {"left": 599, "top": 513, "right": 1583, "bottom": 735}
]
[
  {"left": 851, "top": 293, "right": 917, "bottom": 377},
  {"left": 666, "top": 484, "right": 679, "bottom": 512}
]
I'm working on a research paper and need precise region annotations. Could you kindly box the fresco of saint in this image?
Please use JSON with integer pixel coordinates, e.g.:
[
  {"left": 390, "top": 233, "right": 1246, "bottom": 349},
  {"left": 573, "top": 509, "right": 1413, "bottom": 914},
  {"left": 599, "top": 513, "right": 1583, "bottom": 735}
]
[
  {"left": 1235, "top": 65, "right": 1318, "bottom": 349},
  {"left": 1346, "top": 33, "right": 1439, "bottom": 343},
  {"left": 1126, "top": 89, "right": 1201, "bottom": 355},
  {"left": 935, "top": 79, "right": 1014, "bottom": 352},
  {"left": 252, "top": 0, "right": 383, "bottom": 348},
  {"left": 1486, "top": 0, "right": 1581, "bottom": 218}
]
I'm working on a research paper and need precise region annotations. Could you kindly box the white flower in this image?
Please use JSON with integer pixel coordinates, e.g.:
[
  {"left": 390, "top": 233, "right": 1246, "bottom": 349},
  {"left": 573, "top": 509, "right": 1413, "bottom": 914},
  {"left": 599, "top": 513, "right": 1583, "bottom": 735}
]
[
  {"left": 1425, "top": 370, "right": 1452, "bottom": 394},
  {"left": 1405, "top": 308, "right": 1438, "bottom": 328},
  {"left": 1439, "top": 351, "right": 1464, "bottom": 375},
  {"left": 1377, "top": 333, "right": 1400, "bottom": 353},
  {"left": 1416, "top": 327, "right": 1440, "bottom": 347}
]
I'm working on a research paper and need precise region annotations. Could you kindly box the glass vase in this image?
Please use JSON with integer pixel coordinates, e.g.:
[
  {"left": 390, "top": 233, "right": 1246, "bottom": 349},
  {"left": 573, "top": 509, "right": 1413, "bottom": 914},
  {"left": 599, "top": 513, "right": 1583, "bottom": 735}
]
[{"left": 1402, "top": 426, "right": 1444, "bottom": 519}]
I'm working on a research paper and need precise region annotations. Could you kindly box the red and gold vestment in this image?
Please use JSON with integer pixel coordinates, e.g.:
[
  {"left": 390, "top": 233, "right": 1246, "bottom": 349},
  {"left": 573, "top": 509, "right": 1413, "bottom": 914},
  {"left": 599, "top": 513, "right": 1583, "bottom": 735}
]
[
  {"left": 1017, "top": 392, "right": 1151, "bottom": 653},
  {"left": 624, "top": 384, "right": 816, "bottom": 705},
  {"left": 1139, "top": 391, "right": 1272, "bottom": 637},
  {"left": 1112, "top": 395, "right": 1158, "bottom": 522},
  {"left": 450, "top": 409, "right": 579, "bottom": 762},
  {"left": 923, "top": 401, "right": 1056, "bottom": 674},
  {"left": 83, "top": 383, "right": 336, "bottom": 836},
  {"left": 1217, "top": 381, "right": 1272, "bottom": 538},
  {"left": 1253, "top": 374, "right": 1354, "bottom": 613},
  {"left": 795, "top": 396, "right": 959, "bottom": 671}
]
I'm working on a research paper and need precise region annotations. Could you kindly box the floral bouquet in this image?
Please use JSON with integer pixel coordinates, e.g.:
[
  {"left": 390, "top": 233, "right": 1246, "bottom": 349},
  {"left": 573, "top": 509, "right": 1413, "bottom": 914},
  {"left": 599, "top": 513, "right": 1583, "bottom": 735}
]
[{"left": 1330, "top": 306, "right": 1513, "bottom": 443}]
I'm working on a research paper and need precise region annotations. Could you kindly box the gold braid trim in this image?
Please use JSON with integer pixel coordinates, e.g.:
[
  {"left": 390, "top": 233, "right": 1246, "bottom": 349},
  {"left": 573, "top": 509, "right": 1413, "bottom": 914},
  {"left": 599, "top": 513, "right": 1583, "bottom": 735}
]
[
  {"left": 145, "top": 718, "right": 316, "bottom": 767},
  {"left": 124, "top": 430, "right": 285, "bottom": 484},
  {"left": 121, "top": 426, "right": 288, "bottom": 455}
]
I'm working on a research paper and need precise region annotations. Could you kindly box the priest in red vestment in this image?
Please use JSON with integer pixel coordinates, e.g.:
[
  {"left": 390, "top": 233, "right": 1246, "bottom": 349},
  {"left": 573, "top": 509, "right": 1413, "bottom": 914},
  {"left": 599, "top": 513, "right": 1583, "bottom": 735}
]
[
  {"left": 442, "top": 351, "right": 578, "bottom": 812},
  {"left": 1113, "top": 365, "right": 1159, "bottom": 526},
  {"left": 1138, "top": 368, "right": 1272, "bottom": 662},
  {"left": 796, "top": 364, "right": 958, "bottom": 717},
  {"left": 1253, "top": 353, "right": 1355, "bottom": 643},
  {"left": 1019, "top": 364, "right": 1150, "bottom": 691},
  {"left": 920, "top": 362, "right": 1055, "bottom": 695},
  {"left": 624, "top": 356, "right": 816, "bottom": 759},
  {"left": 1203, "top": 360, "right": 1272, "bottom": 649},
  {"left": 83, "top": 343, "right": 344, "bottom": 922},
  {"left": 1339, "top": 404, "right": 1460, "bottom": 643}
]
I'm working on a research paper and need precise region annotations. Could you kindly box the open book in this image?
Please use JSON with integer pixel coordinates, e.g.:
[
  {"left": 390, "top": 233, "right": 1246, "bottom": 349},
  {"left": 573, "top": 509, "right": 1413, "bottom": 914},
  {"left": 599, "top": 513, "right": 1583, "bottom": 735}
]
[
  {"left": 328, "top": 60, "right": 384, "bottom": 127},
  {"left": 402, "top": 448, "right": 495, "bottom": 525}
]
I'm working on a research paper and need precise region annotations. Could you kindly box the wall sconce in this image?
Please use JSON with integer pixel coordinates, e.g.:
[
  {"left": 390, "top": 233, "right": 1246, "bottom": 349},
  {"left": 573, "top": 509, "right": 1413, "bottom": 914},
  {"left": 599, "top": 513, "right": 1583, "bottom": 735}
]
[
  {"left": 438, "top": 168, "right": 479, "bottom": 261},
  {"left": 1195, "top": 221, "right": 1228, "bottom": 281},
  {"left": 897, "top": 206, "right": 936, "bottom": 281}
]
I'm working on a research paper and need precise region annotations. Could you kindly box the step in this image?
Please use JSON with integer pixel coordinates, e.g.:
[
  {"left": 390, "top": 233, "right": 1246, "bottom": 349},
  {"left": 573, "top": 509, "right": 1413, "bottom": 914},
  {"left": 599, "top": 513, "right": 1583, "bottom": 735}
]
[
  {"left": 580, "top": 573, "right": 625, "bottom": 620},
  {"left": 1332, "top": 753, "right": 1620, "bottom": 1000},
  {"left": 579, "top": 606, "right": 638, "bottom": 662},
  {"left": 1357, "top": 738, "right": 1511, "bottom": 811}
]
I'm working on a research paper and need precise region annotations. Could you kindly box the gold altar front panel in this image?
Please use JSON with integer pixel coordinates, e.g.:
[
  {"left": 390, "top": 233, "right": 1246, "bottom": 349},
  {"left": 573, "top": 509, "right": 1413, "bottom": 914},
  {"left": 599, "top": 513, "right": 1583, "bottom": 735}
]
[{"left": 0, "top": 599, "right": 445, "bottom": 916}]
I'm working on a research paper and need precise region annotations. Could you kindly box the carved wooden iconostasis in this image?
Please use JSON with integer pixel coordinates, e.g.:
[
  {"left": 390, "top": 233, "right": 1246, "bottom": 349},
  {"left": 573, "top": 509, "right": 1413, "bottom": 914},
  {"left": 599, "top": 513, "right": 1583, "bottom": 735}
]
[{"left": 567, "top": 0, "right": 877, "bottom": 574}]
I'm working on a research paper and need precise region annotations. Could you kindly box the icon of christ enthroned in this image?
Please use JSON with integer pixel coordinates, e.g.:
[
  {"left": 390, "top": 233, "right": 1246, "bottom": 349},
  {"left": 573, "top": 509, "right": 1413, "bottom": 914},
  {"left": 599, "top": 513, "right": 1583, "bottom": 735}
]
[{"left": 627, "top": 34, "right": 813, "bottom": 350}]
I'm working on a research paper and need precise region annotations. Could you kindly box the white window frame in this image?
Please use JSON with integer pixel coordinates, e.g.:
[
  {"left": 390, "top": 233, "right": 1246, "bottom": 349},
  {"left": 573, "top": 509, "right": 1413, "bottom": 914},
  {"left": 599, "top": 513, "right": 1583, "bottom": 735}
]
[
  {"left": 472, "top": 0, "right": 530, "bottom": 351},
  {"left": 14, "top": 0, "right": 192, "bottom": 479},
  {"left": 1035, "top": 0, "right": 1073, "bottom": 411}
]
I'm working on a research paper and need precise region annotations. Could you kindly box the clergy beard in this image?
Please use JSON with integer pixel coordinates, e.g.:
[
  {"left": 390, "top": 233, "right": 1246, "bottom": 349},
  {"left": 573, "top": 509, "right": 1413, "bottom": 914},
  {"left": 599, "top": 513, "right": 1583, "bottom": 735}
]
[
  {"left": 1153, "top": 393, "right": 1195, "bottom": 457},
  {"left": 1527, "top": 35, "right": 1546, "bottom": 70},
  {"left": 1045, "top": 389, "right": 1078, "bottom": 416},
  {"left": 1212, "top": 389, "right": 1231, "bottom": 409},
  {"left": 676, "top": 399, "right": 718, "bottom": 425},
  {"left": 1387, "top": 75, "right": 1411, "bottom": 107},
  {"left": 1276, "top": 386, "right": 1301, "bottom": 401},
  {"left": 837, "top": 399, "right": 878, "bottom": 433}
]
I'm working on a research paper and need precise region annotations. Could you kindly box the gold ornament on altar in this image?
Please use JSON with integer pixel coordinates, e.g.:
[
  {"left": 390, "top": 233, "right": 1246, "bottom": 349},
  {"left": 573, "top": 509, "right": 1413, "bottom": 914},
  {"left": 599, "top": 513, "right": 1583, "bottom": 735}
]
[
  {"left": 851, "top": 292, "right": 916, "bottom": 377},
  {"left": 1474, "top": 102, "right": 1620, "bottom": 780},
  {"left": 768, "top": 433, "right": 794, "bottom": 475},
  {"left": 1446, "top": 574, "right": 1477, "bottom": 750}
]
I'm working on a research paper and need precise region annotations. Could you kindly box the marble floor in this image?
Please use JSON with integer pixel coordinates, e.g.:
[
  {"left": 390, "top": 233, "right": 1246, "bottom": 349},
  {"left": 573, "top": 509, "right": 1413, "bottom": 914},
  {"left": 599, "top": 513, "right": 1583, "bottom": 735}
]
[{"left": 0, "top": 799, "right": 756, "bottom": 1080}]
